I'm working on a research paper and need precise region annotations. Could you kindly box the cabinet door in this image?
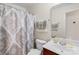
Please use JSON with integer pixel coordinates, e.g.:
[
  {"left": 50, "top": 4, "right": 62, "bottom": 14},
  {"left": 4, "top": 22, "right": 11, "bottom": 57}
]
[{"left": 42, "top": 48, "right": 58, "bottom": 55}]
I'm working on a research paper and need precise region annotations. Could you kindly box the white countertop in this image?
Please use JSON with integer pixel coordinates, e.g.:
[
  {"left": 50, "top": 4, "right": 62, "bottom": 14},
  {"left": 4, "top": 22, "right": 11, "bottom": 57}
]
[{"left": 43, "top": 40, "right": 79, "bottom": 55}]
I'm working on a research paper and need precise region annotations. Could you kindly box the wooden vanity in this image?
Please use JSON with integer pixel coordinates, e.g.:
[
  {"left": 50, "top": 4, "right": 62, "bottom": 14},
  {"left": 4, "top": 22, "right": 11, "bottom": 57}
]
[
  {"left": 42, "top": 40, "right": 59, "bottom": 55},
  {"left": 42, "top": 48, "right": 58, "bottom": 55}
]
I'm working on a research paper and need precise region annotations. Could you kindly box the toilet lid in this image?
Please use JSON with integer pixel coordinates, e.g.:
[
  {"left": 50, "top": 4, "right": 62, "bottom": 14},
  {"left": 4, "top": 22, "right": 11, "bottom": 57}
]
[
  {"left": 36, "top": 39, "right": 47, "bottom": 44},
  {"left": 27, "top": 49, "right": 41, "bottom": 55}
]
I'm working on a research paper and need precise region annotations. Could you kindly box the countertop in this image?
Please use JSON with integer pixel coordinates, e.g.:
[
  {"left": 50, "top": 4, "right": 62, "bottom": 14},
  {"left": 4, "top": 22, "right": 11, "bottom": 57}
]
[{"left": 43, "top": 40, "right": 79, "bottom": 55}]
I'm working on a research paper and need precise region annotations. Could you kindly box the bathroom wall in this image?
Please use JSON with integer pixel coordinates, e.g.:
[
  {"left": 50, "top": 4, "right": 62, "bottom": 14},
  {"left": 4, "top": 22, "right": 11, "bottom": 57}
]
[
  {"left": 28, "top": 4, "right": 58, "bottom": 20},
  {"left": 51, "top": 3, "right": 79, "bottom": 38},
  {"left": 30, "top": 4, "right": 56, "bottom": 41},
  {"left": 26, "top": 3, "right": 59, "bottom": 41}
]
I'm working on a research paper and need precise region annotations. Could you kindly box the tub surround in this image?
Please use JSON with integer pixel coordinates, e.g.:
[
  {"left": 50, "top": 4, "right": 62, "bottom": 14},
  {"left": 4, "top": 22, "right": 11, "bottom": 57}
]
[{"left": 43, "top": 39, "right": 79, "bottom": 55}]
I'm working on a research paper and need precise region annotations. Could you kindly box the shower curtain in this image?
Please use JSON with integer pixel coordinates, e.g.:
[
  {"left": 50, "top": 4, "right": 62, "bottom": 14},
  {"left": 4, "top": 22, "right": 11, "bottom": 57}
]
[{"left": 0, "top": 4, "right": 35, "bottom": 55}]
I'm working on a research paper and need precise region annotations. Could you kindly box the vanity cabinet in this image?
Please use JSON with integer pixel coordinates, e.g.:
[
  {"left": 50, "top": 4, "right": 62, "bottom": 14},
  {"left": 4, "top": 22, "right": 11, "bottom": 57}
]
[{"left": 42, "top": 48, "right": 58, "bottom": 55}]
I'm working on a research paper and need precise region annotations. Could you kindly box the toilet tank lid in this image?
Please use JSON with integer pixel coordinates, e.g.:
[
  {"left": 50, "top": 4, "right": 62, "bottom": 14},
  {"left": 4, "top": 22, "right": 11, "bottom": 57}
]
[{"left": 36, "top": 39, "right": 47, "bottom": 44}]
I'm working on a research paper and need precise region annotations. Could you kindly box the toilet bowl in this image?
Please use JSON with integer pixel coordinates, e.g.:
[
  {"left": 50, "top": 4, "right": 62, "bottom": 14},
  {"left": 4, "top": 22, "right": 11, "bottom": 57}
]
[{"left": 27, "top": 39, "right": 47, "bottom": 55}]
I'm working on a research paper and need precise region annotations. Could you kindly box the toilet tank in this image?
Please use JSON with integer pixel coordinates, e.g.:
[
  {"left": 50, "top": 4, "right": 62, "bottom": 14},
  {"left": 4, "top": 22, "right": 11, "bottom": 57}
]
[{"left": 36, "top": 39, "right": 47, "bottom": 51}]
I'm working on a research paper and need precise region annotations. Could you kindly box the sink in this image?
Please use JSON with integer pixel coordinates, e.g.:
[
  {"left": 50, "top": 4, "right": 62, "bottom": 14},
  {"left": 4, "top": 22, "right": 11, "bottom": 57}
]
[
  {"left": 43, "top": 39, "right": 79, "bottom": 54},
  {"left": 58, "top": 40, "right": 79, "bottom": 54},
  {"left": 53, "top": 39, "right": 79, "bottom": 54}
]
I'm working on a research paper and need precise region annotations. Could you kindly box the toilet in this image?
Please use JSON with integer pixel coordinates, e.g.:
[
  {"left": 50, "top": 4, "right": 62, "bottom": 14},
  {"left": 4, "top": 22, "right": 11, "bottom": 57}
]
[{"left": 27, "top": 39, "right": 47, "bottom": 55}]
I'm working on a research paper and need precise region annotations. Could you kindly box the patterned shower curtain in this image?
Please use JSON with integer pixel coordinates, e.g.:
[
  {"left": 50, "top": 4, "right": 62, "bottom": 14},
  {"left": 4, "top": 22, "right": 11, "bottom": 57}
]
[{"left": 0, "top": 4, "right": 35, "bottom": 55}]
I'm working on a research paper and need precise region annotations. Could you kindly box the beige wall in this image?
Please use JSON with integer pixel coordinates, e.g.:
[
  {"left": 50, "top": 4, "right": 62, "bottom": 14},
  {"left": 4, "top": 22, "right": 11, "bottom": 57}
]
[
  {"left": 30, "top": 4, "right": 55, "bottom": 41},
  {"left": 28, "top": 4, "right": 57, "bottom": 20},
  {"left": 51, "top": 3, "right": 79, "bottom": 38}
]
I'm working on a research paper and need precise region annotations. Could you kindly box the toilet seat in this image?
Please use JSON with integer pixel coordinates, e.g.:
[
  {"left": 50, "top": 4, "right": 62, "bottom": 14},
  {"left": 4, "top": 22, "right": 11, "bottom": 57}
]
[{"left": 27, "top": 49, "right": 41, "bottom": 55}]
